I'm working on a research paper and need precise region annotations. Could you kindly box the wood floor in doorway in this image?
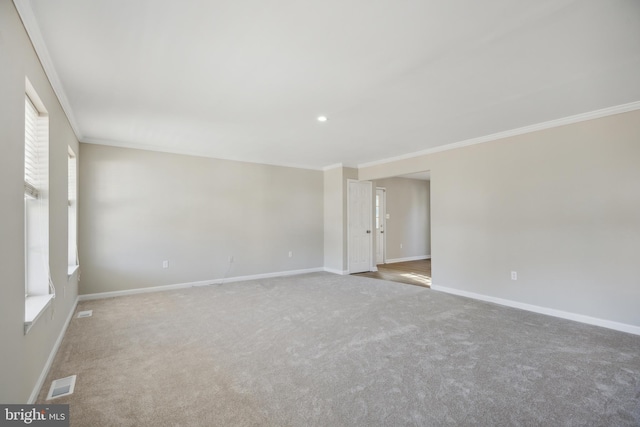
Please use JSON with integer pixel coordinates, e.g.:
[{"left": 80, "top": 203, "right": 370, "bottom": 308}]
[{"left": 354, "top": 259, "right": 431, "bottom": 288}]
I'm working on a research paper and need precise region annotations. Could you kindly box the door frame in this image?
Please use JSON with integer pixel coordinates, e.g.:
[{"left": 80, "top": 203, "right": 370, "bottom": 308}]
[{"left": 347, "top": 179, "right": 374, "bottom": 274}]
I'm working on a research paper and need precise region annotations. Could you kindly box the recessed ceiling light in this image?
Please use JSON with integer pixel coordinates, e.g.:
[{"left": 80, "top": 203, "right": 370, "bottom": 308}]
[{"left": 317, "top": 116, "right": 328, "bottom": 122}]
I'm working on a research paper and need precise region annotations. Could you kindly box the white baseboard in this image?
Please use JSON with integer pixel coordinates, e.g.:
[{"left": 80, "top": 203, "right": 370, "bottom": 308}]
[
  {"left": 385, "top": 255, "right": 430, "bottom": 264},
  {"left": 28, "top": 296, "right": 79, "bottom": 404},
  {"left": 431, "top": 284, "right": 640, "bottom": 336},
  {"left": 324, "top": 267, "right": 349, "bottom": 275},
  {"left": 79, "top": 280, "right": 210, "bottom": 300},
  {"left": 78, "top": 267, "right": 325, "bottom": 301}
]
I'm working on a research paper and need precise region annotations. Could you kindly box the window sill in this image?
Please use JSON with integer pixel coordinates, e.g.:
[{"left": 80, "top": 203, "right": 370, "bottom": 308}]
[
  {"left": 68, "top": 264, "right": 79, "bottom": 278},
  {"left": 24, "top": 294, "right": 54, "bottom": 334}
]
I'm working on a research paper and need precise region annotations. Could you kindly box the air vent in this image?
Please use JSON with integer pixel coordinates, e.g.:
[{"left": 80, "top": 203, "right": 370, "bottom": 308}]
[
  {"left": 46, "top": 375, "right": 76, "bottom": 400},
  {"left": 77, "top": 310, "right": 93, "bottom": 318}
]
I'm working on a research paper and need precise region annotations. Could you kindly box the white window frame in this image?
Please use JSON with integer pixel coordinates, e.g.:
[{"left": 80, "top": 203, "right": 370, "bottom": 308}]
[{"left": 24, "top": 78, "right": 53, "bottom": 334}]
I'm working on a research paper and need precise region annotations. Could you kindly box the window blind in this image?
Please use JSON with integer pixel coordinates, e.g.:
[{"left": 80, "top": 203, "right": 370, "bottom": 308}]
[
  {"left": 25, "top": 96, "right": 40, "bottom": 199},
  {"left": 68, "top": 152, "right": 76, "bottom": 205}
]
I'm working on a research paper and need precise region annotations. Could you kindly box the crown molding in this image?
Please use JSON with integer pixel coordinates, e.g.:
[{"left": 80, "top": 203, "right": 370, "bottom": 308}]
[
  {"left": 358, "top": 101, "right": 640, "bottom": 169},
  {"left": 13, "top": 0, "right": 83, "bottom": 140}
]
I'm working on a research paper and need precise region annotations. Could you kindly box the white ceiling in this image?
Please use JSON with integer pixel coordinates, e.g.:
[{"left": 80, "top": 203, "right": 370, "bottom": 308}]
[{"left": 17, "top": 0, "right": 640, "bottom": 170}]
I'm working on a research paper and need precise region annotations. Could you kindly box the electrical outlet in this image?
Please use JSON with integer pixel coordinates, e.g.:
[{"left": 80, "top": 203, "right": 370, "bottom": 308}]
[
  {"left": 228, "top": 256, "right": 234, "bottom": 263},
  {"left": 511, "top": 271, "right": 517, "bottom": 280},
  {"left": 288, "top": 251, "right": 292, "bottom": 258},
  {"left": 162, "top": 260, "right": 169, "bottom": 268}
]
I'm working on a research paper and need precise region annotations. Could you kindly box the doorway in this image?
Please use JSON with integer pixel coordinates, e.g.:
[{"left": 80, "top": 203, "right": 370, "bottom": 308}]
[{"left": 357, "top": 171, "right": 431, "bottom": 287}]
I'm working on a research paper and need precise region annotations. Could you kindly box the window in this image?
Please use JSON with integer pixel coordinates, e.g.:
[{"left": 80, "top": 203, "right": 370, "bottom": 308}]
[
  {"left": 68, "top": 147, "right": 79, "bottom": 275},
  {"left": 24, "top": 79, "right": 52, "bottom": 333}
]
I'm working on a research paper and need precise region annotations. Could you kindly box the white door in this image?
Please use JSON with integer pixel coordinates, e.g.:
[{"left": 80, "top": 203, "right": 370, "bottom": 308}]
[
  {"left": 348, "top": 180, "right": 372, "bottom": 273},
  {"left": 376, "top": 188, "right": 385, "bottom": 264}
]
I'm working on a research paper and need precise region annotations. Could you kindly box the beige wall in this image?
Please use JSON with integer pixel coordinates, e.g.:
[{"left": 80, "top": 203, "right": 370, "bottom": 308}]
[
  {"left": 323, "top": 167, "right": 343, "bottom": 272},
  {"left": 360, "top": 110, "right": 640, "bottom": 327},
  {"left": 374, "top": 178, "right": 430, "bottom": 262},
  {"left": 0, "top": 1, "right": 80, "bottom": 402},
  {"left": 79, "top": 144, "right": 324, "bottom": 295}
]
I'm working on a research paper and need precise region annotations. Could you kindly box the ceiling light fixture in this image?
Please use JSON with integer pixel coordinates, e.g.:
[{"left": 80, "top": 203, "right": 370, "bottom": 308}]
[{"left": 317, "top": 116, "right": 328, "bottom": 122}]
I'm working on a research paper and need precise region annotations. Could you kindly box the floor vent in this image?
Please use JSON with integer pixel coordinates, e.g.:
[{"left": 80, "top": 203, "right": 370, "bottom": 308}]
[
  {"left": 46, "top": 375, "right": 76, "bottom": 400},
  {"left": 77, "top": 310, "right": 93, "bottom": 318}
]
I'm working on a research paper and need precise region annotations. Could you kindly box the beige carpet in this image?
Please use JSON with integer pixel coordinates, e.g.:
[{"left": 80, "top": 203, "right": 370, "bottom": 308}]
[{"left": 38, "top": 273, "right": 640, "bottom": 426}]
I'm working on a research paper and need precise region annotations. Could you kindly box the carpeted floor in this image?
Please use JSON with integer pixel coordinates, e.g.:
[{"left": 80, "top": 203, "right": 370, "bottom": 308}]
[{"left": 38, "top": 273, "right": 640, "bottom": 426}]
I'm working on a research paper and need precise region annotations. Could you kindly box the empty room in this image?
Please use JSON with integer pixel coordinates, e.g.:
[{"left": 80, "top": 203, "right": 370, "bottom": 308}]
[{"left": 1, "top": 0, "right": 639, "bottom": 425}]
